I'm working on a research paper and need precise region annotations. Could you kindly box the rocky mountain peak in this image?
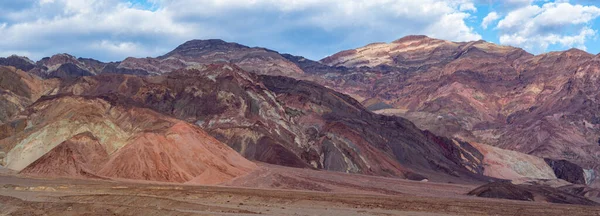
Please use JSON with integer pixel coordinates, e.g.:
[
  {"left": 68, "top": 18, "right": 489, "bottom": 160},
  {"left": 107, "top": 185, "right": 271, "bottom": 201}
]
[
  {"left": 159, "top": 39, "right": 250, "bottom": 59},
  {"left": 391, "top": 35, "right": 436, "bottom": 44},
  {"left": 320, "top": 35, "right": 459, "bottom": 67},
  {"left": 0, "top": 55, "right": 36, "bottom": 71},
  {"left": 39, "top": 53, "right": 80, "bottom": 67},
  {"left": 7, "top": 55, "right": 35, "bottom": 65}
]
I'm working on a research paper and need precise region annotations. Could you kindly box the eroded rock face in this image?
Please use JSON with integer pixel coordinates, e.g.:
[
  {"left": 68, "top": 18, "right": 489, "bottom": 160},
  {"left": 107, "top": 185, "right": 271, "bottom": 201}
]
[
  {"left": 0, "top": 66, "right": 59, "bottom": 124},
  {"left": 20, "top": 132, "right": 109, "bottom": 178},
  {"left": 312, "top": 36, "right": 600, "bottom": 186},
  {"left": 44, "top": 64, "right": 492, "bottom": 182},
  {"left": 0, "top": 56, "right": 35, "bottom": 72},
  {"left": 468, "top": 181, "right": 598, "bottom": 206},
  {"left": 0, "top": 96, "right": 257, "bottom": 184},
  {"left": 3, "top": 36, "right": 597, "bottom": 185},
  {"left": 259, "top": 75, "right": 489, "bottom": 182},
  {"left": 158, "top": 39, "right": 305, "bottom": 77},
  {"left": 57, "top": 64, "right": 311, "bottom": 169},
  {"left": 468, "top": 142, "right": 556, "bottom": 180},
  {"left": 545, "top": 158, "right": 587, "bottom": 185},
  {"left": 29, "top": 54, "right": 100, "bottom": 79}
]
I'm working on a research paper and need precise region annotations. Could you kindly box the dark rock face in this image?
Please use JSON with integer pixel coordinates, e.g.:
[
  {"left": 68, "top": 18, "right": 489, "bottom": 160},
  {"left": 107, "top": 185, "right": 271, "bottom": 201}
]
[
  {"left": 100, "top": 62, "right": 150, "bottom": 75},
  {"left": 558, "top": 184, "right": 600, "bottom": 203},
  {"left": 27, "top": 54, "right": 105, "bottom": 79},
  {"left": 468, "top": 182, "right": 599, "bottom": 206},
  {"left": 47, "top": 63, "right": 95, "bottom": 78},
  {"left": 545, "top": 158, "right": 587, "bottom": 185},
  {"left": 469, "top": 181, "right": 535, "bottom": 201},
  {"left": 0, "top": 56, "right": 35, "bottom": 71},
  {"left": 259, "top": 75, "right": 487, "bottom": 182}
]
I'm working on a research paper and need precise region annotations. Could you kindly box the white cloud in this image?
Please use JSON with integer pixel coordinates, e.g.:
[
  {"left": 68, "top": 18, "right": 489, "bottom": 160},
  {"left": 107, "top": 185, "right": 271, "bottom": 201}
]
[
  {"left": 160, "top": 0, "right": 482, "bottom": 40},
  {"left": 481, "top": 12, "right": 500, "bottom": 29},
  {"left": 459, "top": 2, "right": 477, "bottom": 12},
  {"left": 0, "top": 0, "right": 196, "bottom": 60},
  {"left": 495, "top": 1, "right": 600, "bottom": 53},
  {"left": 0, "top": 0, "right": 482, "bottom": 61}
]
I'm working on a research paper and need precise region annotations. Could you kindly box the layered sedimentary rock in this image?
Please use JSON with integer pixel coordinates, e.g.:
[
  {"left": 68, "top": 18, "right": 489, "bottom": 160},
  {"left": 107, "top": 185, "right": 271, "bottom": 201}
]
[
  {"left": 260, "top": 75, "right": 486, "bottom": 180},
  {"left": 0, "top": 66, "right": 58, "bottom": 124},
  {"left": 20, "top": 132, "right": 109, "bottom": 178},
  {"left": 317, "top": 36, "right": 600, "bottom": 186},
  {"left": 57, "top": 64, "right": 312, "bottom": 169},
  {"left": 47, "top": 64, "right": 491, "bottom": 182},
  {"left": 2, "top": 36, "right": 599, "bottom": 186},
  {"left": 0, "top": 96, "right": 256, "bottom": 184}
]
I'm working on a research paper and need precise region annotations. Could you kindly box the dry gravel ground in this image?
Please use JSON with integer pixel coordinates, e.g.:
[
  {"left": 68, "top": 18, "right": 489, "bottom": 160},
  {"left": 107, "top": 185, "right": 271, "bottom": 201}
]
[{"left": 1, "top": 169, "right": 600, "bottom": 216}]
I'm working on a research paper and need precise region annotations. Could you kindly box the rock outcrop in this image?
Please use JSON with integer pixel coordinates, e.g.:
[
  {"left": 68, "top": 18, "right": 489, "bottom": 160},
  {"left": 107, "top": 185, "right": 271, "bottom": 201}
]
[
  {"left": 468, "top": 181, "right": 598, "bottom": 206},
  {"left": 0, "top": 66, "right": 58, "bottom": 124},
  {"left": 545, "top": 158, "right": 587, "bottom": 185}
]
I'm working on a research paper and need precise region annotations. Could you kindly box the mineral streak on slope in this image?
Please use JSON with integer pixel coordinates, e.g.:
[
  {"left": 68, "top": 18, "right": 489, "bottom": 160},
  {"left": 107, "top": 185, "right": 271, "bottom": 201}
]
[
  {"left": 30, "top": 54, "right": 98, "bottom": 78},
  {"left": 315, "top": 35, "right": 600, "bottom": 186},
  {"left": 158, "top": 39, "right": 305, "bottom": 76},
  {"left": 321, "top": 35, "right": 461, "bottom": 68},
  {"left": 52, "top": 64, "right": 493, "bottom": 182},
  {"left": 20, "top": 132, "right": 109, "bottom": 178},
  {"left": 0, "top": 95, "right": 256, "bottom": 184},
  {"left": 3, "top": 36, "right": 599, "bottom": 186},
  {"left": 0, "top": 66, "right": 59, "bottom": 124},
  {"left": 467, "top": 141, "right": 556, "bottom": 180},
  {"left": 98, "top": 122, "right": 257, "bottom": 184},
  {"left": 259, "top": 75, "right": 491, "bottom": 182},
  {"left": 57, "top": 64, "right": 312, "bottom": 169}
]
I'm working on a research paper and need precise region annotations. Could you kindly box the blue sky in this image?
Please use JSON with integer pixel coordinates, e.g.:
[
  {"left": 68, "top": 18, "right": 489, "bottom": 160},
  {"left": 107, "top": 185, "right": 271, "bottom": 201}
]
[{"left": 0, "top": 0, "right": 599, "bottom": 61}]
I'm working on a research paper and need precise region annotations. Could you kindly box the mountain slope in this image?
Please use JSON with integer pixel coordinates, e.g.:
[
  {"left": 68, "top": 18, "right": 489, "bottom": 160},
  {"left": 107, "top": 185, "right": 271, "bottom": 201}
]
[
  {"left": 0, "top": 95, "right": 257, "bottom": 184},
  {"left": 44, "top": 63, "right": 499, "bottom": 182},
  {"left": 0, "top": 66, "right": 58, "bottom": 124},
  {"left": 0, "top": 37, "right": 591, "bottom": 185},
  {"left": 315, "top": 36, "right": 600, "bottom": 186},
  {"left": 57, "top": 64, "right": 312, "bottom": 168}
]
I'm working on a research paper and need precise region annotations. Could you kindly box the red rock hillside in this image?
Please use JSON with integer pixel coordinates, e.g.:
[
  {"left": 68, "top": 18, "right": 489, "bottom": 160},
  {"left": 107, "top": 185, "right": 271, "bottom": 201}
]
[{"left": 0, "top": 95, "right": 257, "bottom": 184}]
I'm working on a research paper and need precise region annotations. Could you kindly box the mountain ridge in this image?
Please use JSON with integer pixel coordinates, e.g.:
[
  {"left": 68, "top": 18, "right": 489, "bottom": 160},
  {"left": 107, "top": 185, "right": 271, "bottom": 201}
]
[{"left": 1, "top": 35, "right": 598, "bottom": 188}]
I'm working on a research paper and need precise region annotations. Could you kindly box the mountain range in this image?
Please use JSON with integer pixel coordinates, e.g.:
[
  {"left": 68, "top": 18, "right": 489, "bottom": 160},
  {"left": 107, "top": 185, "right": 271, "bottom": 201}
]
[{"left": 1, "top": 35, "right": 600, "bottom": 205}]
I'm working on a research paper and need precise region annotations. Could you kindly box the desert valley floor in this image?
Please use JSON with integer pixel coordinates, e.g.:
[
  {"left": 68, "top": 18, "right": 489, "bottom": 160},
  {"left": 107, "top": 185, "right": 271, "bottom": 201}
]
[{"left": 1, "top": 165, "right": 599, "bottom": 216}]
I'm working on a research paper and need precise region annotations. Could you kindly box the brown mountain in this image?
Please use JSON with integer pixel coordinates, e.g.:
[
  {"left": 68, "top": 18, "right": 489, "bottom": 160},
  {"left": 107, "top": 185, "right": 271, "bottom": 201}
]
[
  {"left": 317, "top": 35, "right": 600, "bottom": 186},
  {"left": 0, "top": 66, "right": 58, "bottom": 124},
  {"left": 48, "top": 63, "right": 498, "bottom": 182},
  {"left": 0, "top": 55, "right": 36, "bottom": 72},
  {"left": 0, "top": 37, "right": 595, "bottom": 187}
]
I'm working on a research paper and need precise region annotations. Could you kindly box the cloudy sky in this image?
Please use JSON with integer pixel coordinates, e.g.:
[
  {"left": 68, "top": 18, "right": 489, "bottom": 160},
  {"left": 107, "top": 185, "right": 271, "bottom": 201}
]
[{"left": 1, "top": 0, "right": 599, "bottom": 61}]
